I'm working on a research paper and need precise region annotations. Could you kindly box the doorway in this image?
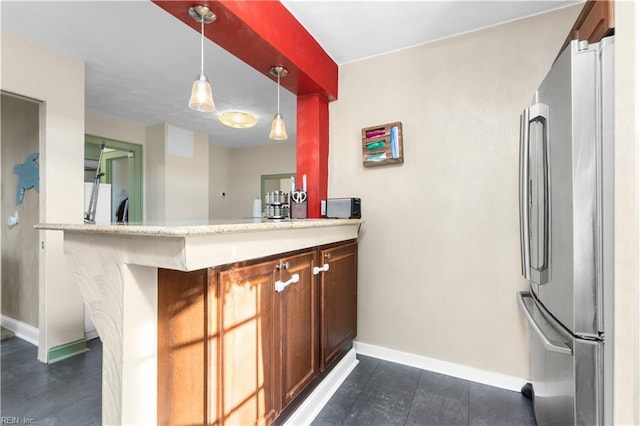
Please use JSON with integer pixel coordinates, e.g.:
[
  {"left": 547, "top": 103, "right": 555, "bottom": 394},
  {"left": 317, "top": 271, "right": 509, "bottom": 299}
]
[
  {"left": 1, "top": 92, "right": 41, "bottom": 344},
  {"left": 85, "top": 135, "right": 142, "bottom": 223}
]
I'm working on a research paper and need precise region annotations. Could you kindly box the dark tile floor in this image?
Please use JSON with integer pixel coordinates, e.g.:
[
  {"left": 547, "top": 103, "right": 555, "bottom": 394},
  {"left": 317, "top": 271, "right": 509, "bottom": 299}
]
[
  {"left": 1, "top": 337, "right": 102, "bottom": 425},
  {"left": 1, "top": 337, "right": 535, "bottom": 425},
  {"left": 312, "top": 355, "right": 536, "bottom": 426}
]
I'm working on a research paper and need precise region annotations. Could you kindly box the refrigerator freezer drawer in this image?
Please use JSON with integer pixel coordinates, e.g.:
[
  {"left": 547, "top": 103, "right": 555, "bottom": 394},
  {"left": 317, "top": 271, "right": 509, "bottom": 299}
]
[{"left": 518, "top": 291, "right": 603, "bottom": 425}]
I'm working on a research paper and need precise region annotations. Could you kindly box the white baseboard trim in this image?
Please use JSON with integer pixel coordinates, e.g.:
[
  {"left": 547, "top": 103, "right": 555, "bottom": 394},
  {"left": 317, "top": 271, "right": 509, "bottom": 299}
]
[
  {"left": 354, "top": 341, "right": 527, "bottom": 392},
  {"left": 85, "top": 330, "right": 99, "bottom": 341},
  {"left": 284, "top": 348, "right": 359, "bottom": 426},
  {"left": 1, "top": 314, "right": 39, "bottom": 346}
]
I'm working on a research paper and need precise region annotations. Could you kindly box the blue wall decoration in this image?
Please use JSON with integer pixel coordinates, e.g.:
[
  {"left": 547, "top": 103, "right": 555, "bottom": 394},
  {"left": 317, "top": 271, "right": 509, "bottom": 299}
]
[{"left": 14, "top": 152, "right": 39, "bottom": 206}]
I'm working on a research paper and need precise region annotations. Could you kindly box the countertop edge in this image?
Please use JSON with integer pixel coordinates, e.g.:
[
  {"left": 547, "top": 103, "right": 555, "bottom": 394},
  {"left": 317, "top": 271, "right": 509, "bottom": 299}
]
[{"left": 35, "top": 219, "right": 365, "bottom": 237}]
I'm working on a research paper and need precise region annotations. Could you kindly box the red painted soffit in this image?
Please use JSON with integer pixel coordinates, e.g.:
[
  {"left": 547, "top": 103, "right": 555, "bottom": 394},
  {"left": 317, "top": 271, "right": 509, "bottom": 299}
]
[{"left": 152, "top": 0, "right": 338, "bottom": 101}]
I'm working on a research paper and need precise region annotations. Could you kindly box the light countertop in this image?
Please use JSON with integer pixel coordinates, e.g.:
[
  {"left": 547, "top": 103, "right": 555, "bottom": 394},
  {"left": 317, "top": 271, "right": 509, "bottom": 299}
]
[{"left": 36, "top": 218, "right": 364, "bottom": 237}]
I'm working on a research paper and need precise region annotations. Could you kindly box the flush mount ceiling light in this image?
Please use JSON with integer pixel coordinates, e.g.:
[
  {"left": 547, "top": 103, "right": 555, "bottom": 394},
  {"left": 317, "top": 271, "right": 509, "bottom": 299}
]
[
  {"left": 269, "top": 66, "right": 289, "bottom": 141},
  {"left": 188, "top": 5, "right": 216, "bottom": 113},
  {"left": 218, "top": 111, "right": 258, "bottom": 129}
]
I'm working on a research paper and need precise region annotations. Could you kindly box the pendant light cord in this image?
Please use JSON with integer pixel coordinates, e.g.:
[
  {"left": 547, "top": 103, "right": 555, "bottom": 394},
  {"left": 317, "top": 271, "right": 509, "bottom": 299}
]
[
  {"left": 277, "top": 74, "right": 281, "bottom": 113},
  {"left": 200, "top": 16, "right": 204, "bottom": 75}
]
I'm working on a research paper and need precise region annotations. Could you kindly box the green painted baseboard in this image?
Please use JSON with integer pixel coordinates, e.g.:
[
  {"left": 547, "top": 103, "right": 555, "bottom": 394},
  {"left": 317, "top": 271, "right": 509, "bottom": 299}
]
[{"left": 47, "top": 338, "right": 89, "bottom": 364}]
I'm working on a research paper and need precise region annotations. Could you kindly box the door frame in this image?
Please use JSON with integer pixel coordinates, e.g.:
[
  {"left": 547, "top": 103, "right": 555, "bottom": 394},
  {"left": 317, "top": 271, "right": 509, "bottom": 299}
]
[{"left": 85, "top": 134, "right": 143, "bottom": 222}]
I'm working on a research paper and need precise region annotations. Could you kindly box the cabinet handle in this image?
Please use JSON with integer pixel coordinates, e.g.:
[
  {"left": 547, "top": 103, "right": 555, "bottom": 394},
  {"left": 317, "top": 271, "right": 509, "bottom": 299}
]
[
  {"left": 313, "top": 263, "right": 330, "bottom": 275},
  {"left": 324, "top": 253, "right": 331, "bottom": 260},
  {"left": 275, "top": 262, "right": 290, "bottom": 271},
  {"left": 275, "top": 273, "right": 300, "bottom": 292}
]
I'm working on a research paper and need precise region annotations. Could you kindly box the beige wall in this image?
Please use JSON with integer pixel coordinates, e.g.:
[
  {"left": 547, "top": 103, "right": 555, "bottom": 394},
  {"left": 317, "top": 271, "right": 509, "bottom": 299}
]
[
  {"left": 143, "top": 123, "right": 209, "bottom": 222},
  {"left": 88, "top": 114, "right": 294, "bottom": 222},
  {"left": 614, "top": 1, "right": 639, "bottom": 424},
  {"left": 209, "top": 145, "right": 232, "bottom": 219},
  {"left": 144, "top": 124, "right": 166, "bottom": 222},
  {"left": 166, "top": 130, "right": 209, "bottom": 221},
  {"left": 85, "top": 113, "right": 146, "bottom": 146},
  {"left": 1, "top": 94, "right": 40, "bottom": 327},
  {"left": 1, "top": 32, "right": 85, "bottom": 360},
  {"left": 329, "top": 6, "right": 581, "bottom": 379},
  {"left": 228, "top": 142, "right": 295, "bottom": 219},
  {"left": 89, "top": 116, "right": 214, "bottom": 222}
]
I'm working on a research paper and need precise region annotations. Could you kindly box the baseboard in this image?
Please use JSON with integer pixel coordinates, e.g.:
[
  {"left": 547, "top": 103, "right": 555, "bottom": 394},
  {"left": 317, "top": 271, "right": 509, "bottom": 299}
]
[
  {"left": 47, "top": 338, "right": 89, "bottom": 364},
  {"left": 85, "top": 330, "right": 99, "bottom": 341},
  {"left": 354, "top": 341, "right": 527, "bottom": 392},
  {"left": 284, "top": 348, "right": 359, "bottom": 425},
  {"left": 1, "top": 314, "right": 39, "bottom": 346}
]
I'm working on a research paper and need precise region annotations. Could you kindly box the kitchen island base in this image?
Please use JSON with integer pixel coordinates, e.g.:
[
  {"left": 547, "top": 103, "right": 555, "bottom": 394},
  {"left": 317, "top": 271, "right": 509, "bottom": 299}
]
[
  {"left": 158, "top": 240, "right": 358, "bottom": 425},
  {"left": 40, "top": 219, "right": 362, "bottom": 425}
]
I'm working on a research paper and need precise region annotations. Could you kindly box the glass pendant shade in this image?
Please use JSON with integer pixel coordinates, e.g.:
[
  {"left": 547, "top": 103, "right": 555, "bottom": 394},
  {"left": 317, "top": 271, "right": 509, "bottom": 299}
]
[
  {"left": 189, "top": 74, "right": 215, "bottom": 112},
  {"left": 188, "top": 6, "right": 216, "bottom": 113},
  {"left": 268, "top": 66, "right": 289, "bottom": 141},
  {"left": 269, "top": 113, "right": 288, "bottom": 140}
]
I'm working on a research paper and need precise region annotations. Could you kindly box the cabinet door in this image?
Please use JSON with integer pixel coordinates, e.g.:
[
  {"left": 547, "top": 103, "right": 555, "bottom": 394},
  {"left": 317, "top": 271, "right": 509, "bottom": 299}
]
[
  {"left": 219, "top": 260, "right": 280, "bottom": 425},
  {"left": 158, "top": 269, "right": 213, "bottom": 426},
  {"left": 277, "top": 251, "right": 318, "bottom": 407},
  {"left": 320, "top": 241, "right": 358, "bottom": 370}
]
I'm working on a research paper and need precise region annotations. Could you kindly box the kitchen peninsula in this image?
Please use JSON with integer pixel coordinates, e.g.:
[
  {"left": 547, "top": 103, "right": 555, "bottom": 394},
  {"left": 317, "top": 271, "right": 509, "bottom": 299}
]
[{"left": 37, "top": 219, "right": 363, "bottom": 425}]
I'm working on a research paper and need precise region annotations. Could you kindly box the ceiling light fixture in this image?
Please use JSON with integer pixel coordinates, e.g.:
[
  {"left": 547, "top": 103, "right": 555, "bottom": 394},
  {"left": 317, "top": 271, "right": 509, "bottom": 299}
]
[
  {"left": 218, "top": 111, "right": 258, "bottom": 129},
  {"left": 269, "top": 66, "right": 288, "bottom": 141},
  {"left": 188, "top": 5, "right": 216, "bottom": 113}
]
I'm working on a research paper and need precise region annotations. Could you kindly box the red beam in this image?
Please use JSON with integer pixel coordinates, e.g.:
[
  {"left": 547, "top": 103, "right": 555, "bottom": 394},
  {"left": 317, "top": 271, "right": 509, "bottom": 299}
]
[
  {"left": 152, "top": 0, "right": 338, "bottom": 101},
  {"left": 297, "top": 94, "right": 329, "bottom": 218}
]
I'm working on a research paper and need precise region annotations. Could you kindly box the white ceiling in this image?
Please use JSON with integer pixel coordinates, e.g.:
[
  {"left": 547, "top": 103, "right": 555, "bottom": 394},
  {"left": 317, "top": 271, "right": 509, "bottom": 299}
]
[{"left": 1, "top": 1, "right": 581, "bottom": 148}]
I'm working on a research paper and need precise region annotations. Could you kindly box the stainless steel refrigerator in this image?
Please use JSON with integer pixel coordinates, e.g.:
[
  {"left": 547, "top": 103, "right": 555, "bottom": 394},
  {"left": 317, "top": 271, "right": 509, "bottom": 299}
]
[{"left": 517, "top": 36, "right": 614, "bottom": 426}]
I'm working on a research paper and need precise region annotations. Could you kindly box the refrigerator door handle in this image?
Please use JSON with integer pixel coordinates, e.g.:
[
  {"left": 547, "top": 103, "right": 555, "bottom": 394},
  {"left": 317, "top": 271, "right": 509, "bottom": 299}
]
[
  {"left": 517, "top": 292, "right": 572, "bottom": 355},
  {"left": 519, "top": 108, "right": 531, "bottom": 281},
  {"left": 520, "top": 103, "right": 550, "bottom": 284}
]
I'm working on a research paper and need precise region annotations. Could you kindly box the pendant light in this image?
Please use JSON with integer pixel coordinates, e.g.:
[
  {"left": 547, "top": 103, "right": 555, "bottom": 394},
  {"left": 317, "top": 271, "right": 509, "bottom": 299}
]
[
  {"left": 188, "top": 6, "right": 216, "bottom": 112},
  {"left": 269, "top": 66, "right": 289, "bottom": 140}
]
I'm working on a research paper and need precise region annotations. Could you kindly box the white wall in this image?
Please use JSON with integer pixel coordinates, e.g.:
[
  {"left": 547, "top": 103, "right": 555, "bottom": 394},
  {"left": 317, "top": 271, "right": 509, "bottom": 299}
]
[
  {"left": 1, "top": 32, "right": 85, "bottom": 360},
  {"left": 144, "top": 124, "right": 166, "bottom": 222},
  {"left": 228, "top": 142, "right": 296, "bottom": 218},
  {"left": 143, "top": 124, "right": 209, "bottom": 222},
  {"left": 86, "top": 113, "right": 146, "bottom": 146},
  {"left": 613, "top": 1, "right": 639, "bottom": 424},
  {"left": 209, "top": 145, "right": 232, "bottom": 219},
  {"left": 87, "top": 115, "right": 297, "bottom": 223},
  {"left": 329, "top": 6, "right": 581, "bottom": 380},
  {"left": 88, "top": 113, "right": 296, "bottom": 222},
  {"left": 166, "top": 129, "right": 209, "bottom": 221}
]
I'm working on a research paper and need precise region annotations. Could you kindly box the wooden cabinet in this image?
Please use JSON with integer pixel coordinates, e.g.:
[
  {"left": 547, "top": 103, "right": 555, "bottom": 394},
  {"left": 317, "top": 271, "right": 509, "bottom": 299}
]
[
  {"left": 276, "top": 251, "right": 318, "bottom": 406},
  {"left": 217, "top": 249, "right": 319, "bottom": 424},
  {"left": 157, "top": 241, "right": 356, "bottom": 425},
  {"left": 218, "top": 259, "right": 280, "bottom": 425},
  {"left": 319, "top": 241, "right": 358, "bottom": 370},
  {"left": 157, "top": 268, "right": 214, "bottom": 426},
  {"left": 557, "top": 0, "right": 614, "bottom": 60}
]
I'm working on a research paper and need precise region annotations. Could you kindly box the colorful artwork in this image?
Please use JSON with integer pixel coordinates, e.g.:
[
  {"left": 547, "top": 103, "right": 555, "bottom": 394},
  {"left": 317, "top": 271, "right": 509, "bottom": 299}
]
[{"left": 13, "top": 152, "right": 39, "bottom": 206}]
